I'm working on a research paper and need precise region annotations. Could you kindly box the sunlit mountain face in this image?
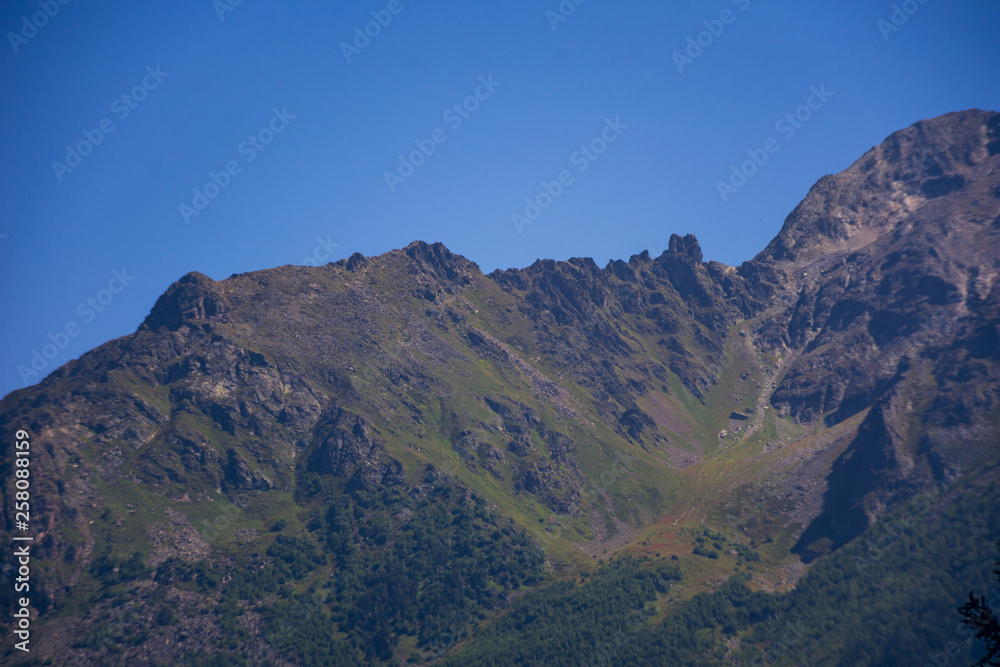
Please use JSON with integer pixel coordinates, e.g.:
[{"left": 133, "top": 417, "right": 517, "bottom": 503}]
[{"left": 2, "top": 109, "right": 999, "bottom": 666}]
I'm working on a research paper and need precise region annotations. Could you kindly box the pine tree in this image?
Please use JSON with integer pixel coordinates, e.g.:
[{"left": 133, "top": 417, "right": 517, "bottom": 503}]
[{"left": 959, "top": 542, "right": 1000, "bottom": 666}]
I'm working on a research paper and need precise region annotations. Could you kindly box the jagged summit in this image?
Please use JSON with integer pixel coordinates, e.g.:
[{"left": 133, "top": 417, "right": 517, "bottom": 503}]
[
  {"left": 755, "top": 108, "right": 1000, "bottom": 267},
  {"left": 2, "top": 109, "right": 998, "bottom": 664},
  {"left": 666, "top": 233, "right": 703, "bottom": 263}
]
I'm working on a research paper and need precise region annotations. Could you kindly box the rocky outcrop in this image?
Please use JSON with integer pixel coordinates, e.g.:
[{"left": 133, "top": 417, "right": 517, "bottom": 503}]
[
  {"left": 763, "top": 110, "right": 1000, "bottom": 554},
  {"left": 308, "top": 408, "right": 406, "bottom": 492},
  {"left": 141, "top": 272, "right": 230, "bottom": 332}
]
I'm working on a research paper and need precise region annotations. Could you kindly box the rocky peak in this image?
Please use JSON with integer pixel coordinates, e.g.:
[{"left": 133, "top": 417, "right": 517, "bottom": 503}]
[
  {"left": 342, "top": 251, "right": 369, "bottom": 272},
  {"left": 140, "top": 271, "right": 229, "bottom": 332},
  {"left": 402, "top": 240, "right": 480, "bottom": 284},
  {"left": 755, "top": 109, "right": 1000, "bottom": 266},
  {"left": 666, "top": 233, "right": 703, "bottom": 263}
]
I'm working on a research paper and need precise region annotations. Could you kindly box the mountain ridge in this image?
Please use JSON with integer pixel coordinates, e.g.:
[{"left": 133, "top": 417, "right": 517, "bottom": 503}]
[{"left": 2, "top": 108, "right": 999, "bottom": 665}]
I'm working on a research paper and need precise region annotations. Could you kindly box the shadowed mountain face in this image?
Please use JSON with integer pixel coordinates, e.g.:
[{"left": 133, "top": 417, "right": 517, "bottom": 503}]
[
  {"left": 1, "top": 109, "right": 999, "bottom": 664},
  {"left": 743, "top": 109, "right": 1000, "bottom": 558}
]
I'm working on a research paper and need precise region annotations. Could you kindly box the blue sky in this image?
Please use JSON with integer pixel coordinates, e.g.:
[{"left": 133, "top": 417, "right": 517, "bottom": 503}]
[{"left": 1, "top": 0, "right": 998, "bottom": 399}]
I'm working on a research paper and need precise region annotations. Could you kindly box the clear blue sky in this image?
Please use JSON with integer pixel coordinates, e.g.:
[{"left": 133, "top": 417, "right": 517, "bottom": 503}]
[{"left": 1, "top": 0, "right": 998, "bottom": 399}]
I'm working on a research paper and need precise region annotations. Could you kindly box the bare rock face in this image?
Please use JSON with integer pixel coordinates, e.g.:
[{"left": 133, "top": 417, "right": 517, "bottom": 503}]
[
  {"left": 141, "top": 272, "right": 230, "bottom": 332},
  {"left": 308, "top": 408, "right": 405, "bottom": 492},
  {"left": 223, "top": 448, "right": 272, "bottom": 492},
  {"left": 403, "top": 240, "right": 479, "bottom": 289},
  {"left": 745, "top": 109, "right": 1000, "bottom": 557},
  {"left": 539, "top": 428, "right": 576, "bottom": 463}
]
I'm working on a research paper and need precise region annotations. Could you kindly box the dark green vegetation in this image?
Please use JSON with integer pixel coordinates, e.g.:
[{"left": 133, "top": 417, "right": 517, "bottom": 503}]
[
  {"left": 33, "top": 474, "right": 546, "bottom": 665},
  {"left": 1, "top": 110, "right": 1000, "bottom": 664},
  {"left": 442, "top": 477, "right": 1000, "bottom": 666},
  {"left": 959, "top": 543, "right": 1000, "bottom": 666}
]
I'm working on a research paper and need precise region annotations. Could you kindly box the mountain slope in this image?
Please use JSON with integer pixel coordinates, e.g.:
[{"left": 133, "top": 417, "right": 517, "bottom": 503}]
[{"left": 1, "top": 109, "right": 999, "bottom": 665}]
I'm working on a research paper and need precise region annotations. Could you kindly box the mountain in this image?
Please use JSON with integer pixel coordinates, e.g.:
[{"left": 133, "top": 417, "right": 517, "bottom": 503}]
[{"left": 2, "top": 109, "right": 999, "bottom": 665}]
